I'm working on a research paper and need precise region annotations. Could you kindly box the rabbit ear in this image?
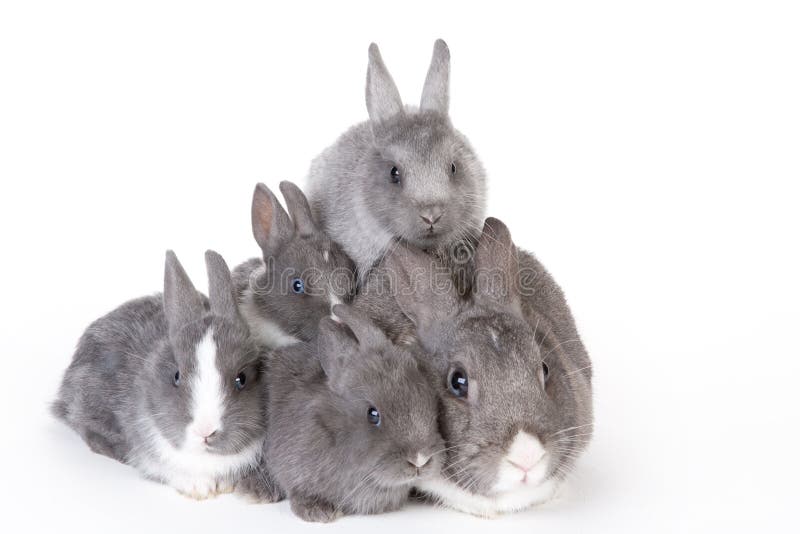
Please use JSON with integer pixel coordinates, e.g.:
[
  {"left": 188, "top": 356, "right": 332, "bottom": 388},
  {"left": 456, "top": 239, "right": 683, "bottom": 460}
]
[
  {"left": 317, "top": 315, "right": 358, "bottom": 387},
  {"left": 331, "top": 304, "right": 387, "bottom": 350},
  {"left": 384, "top": 243, "right": 460, "bottom": 332},
  {"left": 164, "top": 250, "right": 205, "bottom": 337},
  {"left": 279, "top": 180, "right": 317, "bottom": 237},
  {"left": 366, "top": 43, "right": 403, "bottom": 124},
  {"left": 420, "top": 39, "right": 450, "bottom": 114},
  {"left": 252, "top": 182, "right": 294, "bottom": 256},
  {"left": 473, "top": 217, "right": 521, "bottom": 310},
  {"left": 205, "top": 250, "right": 239, "bottom": 319}
]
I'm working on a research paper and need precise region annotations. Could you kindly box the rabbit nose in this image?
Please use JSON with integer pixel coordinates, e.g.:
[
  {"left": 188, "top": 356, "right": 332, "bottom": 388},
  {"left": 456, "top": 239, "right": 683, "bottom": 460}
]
[
  {"left": 407, "top": 452, "right": 432, "bottom": 468},
  {"left": 194, "top": 424, "right": 219, "bottom": 440},
  {"left": 420, "top": 209, "right": 443, "bottom": 226}
]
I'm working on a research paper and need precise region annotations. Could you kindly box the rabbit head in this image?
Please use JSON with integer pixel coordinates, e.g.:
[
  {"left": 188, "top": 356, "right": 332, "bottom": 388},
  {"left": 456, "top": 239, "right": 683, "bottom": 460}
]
[
  {"left": 387, "top": 219, "right": 593, "bottom": 515},
  {"left": 146, "top": 250, "right": 266, "bottom": 457},
  {"left": 315, "top": 304, "right": 444, "bottom": 488},
  {"left": 245, "top": 181, "right": 355, "bottom": 344},
  {"left": 362, "top": 40, "right": 486, "bottom": 253}
]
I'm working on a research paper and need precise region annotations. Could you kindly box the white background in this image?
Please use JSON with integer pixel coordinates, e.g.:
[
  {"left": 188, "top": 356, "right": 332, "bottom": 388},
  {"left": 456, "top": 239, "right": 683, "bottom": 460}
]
[{"left": 1, "top": 1, "right": 798, "bottom": 532}]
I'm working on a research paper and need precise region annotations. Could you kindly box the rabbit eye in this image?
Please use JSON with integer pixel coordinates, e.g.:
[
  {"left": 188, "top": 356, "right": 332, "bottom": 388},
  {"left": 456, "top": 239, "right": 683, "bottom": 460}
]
[
  {"left": 451, "top": 162, "right": 457, "bottom": 175},
  {"left": 447, "top": 367, "right": 468, "bottom": 398},
  {"left": 367, "top": 406, "right": 381, "bottom": 426},
  {"left": 389, "top": 166, "right": 401, "bottom": 184},
  {"left": 172, "top": 371, "right": 180, "bottom": 387},
  {"left": 291, "top": 278, "right": 305, "bottom": 294},
  {"left": 235, "top": 371, "right": 247, "bottom": 391},
  {"left": 542, "top": 362, "right": 549, "bottom": 383}
]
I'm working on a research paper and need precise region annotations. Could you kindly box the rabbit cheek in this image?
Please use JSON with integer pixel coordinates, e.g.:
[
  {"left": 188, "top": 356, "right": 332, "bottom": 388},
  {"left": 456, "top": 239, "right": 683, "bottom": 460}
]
[{"left": 183, "top": 329, "right": 224, "bottom": 452}]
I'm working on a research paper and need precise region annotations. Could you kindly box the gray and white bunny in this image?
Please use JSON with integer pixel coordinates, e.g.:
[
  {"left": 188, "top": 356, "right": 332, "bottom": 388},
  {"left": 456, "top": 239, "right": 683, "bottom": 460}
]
[
  {"left": 233, "top": 181, "right": 355, "bottom": 348},
  {"left": 306, "top": 39, "right": 487, "bottom": 283},
  {"left": 357, "top": 219, "right": 593, "bottom": 517},
  {"left": 52, "top": 250, "right": 268, "bottom": 499},
  {"left": 261, "top": 303, "right": 444, "bottom": 522}
]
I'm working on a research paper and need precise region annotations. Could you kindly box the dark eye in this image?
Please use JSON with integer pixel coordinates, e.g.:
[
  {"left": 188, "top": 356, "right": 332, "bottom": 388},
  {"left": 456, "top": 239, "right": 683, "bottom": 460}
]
[
  {"left": 173, "top": 371, "right": 180, "bottom": 387},
  {"left": 291, "top": 278, "right": 305, "bottom": 294},
  {"left": 542, "top": 362, "right": 549, "bottom": 384},
  {"left": 451, "top": 162, "right": 457, "bottom": 175},
  {"left": 448, "top": 367, "right": 468, "bottom": 398},
  {"left": 367, "top": 406, "right": 381, "bottom": 426},
  {"left": 389, "top": 166, "right": 401, "bottom": 184},
  {"left": 235, "top": 371, "right": 247, "bottom": 391}
]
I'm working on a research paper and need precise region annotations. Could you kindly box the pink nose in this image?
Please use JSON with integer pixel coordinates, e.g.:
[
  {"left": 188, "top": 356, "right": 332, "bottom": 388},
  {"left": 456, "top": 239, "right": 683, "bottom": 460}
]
[
  {"left": 508, "top": 449, "right": 546, "bottom": 473},
  {"left": 420, "top": 210, "right": 443, "bottom": 226},
  {"left": 194, "top": 424, "right": 218, "bottom": 440}
]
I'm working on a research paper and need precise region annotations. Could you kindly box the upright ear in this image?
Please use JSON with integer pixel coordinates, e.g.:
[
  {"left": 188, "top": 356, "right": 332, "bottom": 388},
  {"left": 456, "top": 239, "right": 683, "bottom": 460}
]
[
  {"left": 316, "top": 316, "right": 358, "bottom": 388},
  {"left": 164, "top": 250, "right": 206, "bottom": 338},
  {"left": 420, "top": 39, "right": 450, "bottom": 114},
  {"left": 473, "top": 217, "right": 521, "bottom": 310},
  {"left": 279, "top": 181, "right": 318, "bottom": 237},
  {"left": 251, "top": 182, "right": 294, "bottom": 257},
  {"left": 366, "top": 43, "right": 403, "bottom": 124},
  {"left": 331, "top": 304, "right": 388, "bottom": 351},
  {"left": 205, "top": 250, "right": 239, "bottom": 319},
  {"left": 383, "top": 243, "right": 460, "bottom": 333}
]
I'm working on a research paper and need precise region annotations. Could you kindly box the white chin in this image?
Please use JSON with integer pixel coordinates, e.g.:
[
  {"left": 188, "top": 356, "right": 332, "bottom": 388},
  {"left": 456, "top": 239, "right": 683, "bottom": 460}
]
[{"left": 417, "top": 476, "right": 559, "bottom": 518}]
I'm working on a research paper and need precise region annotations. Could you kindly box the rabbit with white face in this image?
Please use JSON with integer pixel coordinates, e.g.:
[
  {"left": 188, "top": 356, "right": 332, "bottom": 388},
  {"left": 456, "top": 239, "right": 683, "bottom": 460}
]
[
  {"left": 261, "top": 304, "right": 444, "bottom": 522},
  {"left": 233, "top": 181, "right": 355, "bottom": 348},
  {"left": 52, "top": 251, "right": 268, "bottom": 499},
  {"left": 307, "top": 39, "right": 487, "bottom": 282},
  {"left": 365, "top": 219, "right": 593, "bottom": 517}
]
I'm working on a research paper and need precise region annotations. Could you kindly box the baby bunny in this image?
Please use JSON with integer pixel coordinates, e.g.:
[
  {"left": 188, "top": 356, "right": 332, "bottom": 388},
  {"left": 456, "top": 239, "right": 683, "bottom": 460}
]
[
  {"left": 263, "top": 304, "right": 444, "bottom": 522},
  {"left": 306, "top": 39, "right": 487, "bottom": 282},
  {"left": 369, "top": 219, "right": 593, "bottom": 517},
  {"left": 52, "top": 250, "right": 268, "bottom": 499},
  {"left": 233, "top": 181, "right": 355, "bottom": 348}
]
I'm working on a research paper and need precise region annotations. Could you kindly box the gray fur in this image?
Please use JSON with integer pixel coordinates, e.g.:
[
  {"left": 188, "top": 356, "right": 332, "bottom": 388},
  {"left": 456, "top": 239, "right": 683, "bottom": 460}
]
[
  {"left": 52, "top": 250, "right": 268, "bottom": 496},
  {"left": 355, "top": 218, "right": 593, "bottom": 509},
  {"left": 259, "top": 304, "right": 444, "bottom": 522},
  {"left": 307, "top": 39, "right": 487, "bottom": 283},
  {"left": 232, "top": 181, "right": 355, "bottom": 347}
]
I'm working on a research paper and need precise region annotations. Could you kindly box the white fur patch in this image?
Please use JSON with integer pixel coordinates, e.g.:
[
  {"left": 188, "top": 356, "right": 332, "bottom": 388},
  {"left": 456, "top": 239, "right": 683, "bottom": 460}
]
[
  {"left": 239, "top": 290, "right": 300, "bottom": 348},
  {"left": 141, "top": 427, "right": 262, "bottom": 498},
  {"left": 185, "top": 329, "right": 224, "bottom": 448},
  {"left": 418, "top": 476, "right": 557, "bottom": 517},
  {"left": 417, "top": 432, "right": 555, "bottom": 516}
]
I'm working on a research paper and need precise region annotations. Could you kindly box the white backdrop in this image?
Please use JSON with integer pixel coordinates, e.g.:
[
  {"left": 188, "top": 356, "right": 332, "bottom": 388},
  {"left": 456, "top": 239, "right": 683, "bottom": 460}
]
[{"left": 1, "top": 1, "right": 798, "bottom": 533}]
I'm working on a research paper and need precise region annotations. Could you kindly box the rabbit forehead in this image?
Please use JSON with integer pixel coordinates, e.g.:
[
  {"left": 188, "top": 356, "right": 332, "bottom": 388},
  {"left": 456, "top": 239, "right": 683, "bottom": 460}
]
[
  {"left": 272, "top": 233, "right": 354, "bottom": 285},
  {"left": 377, "top": 110, "right": 453, "bottom": 145},
  {"left": 168, "top": 314, "right": 212, "bottom": 362},
  {"left": 446, "top": 312, "right": 542, "bottom": 395},
  {"left": 210, "top": 316, "right": 258, "bottom": 370},
  {"left": 379, "top": 129, "right": 457, "bottom": 167},
  {"left": 342, "top": 351, "right": 434, "bottom": 409}
]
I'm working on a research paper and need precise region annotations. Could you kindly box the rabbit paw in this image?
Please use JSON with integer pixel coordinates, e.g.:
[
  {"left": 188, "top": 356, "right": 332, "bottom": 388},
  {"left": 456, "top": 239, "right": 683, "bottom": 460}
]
[
  {"left": 235, "top": 471, "right": 284, "bottom": 504},
  {"left": 291, "top": 497, "right": 342, "bottom": 523},
  {"left": 215, "top": 479, "right": 235, "bottom": 495},
  {"left": 174, "top": 479, "right": 218, "bottom": 500}
]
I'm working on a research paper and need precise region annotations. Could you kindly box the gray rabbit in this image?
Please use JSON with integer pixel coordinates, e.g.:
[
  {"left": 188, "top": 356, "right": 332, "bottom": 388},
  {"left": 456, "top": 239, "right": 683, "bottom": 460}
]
[
  {"left": 356, "top": 218, "right": 593, "bottom": 516},
  {"left": 233, "top": 181, "right": 355, "bottom": 348},
  {"left": 52, "top": 250, "right": 268, "bottom": 499},
  {"left": 258, "top": 303, "right": 444, "bottom": 522},
  {"left": 306, "top": 40, "right": 487, "bottom": 283}
]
